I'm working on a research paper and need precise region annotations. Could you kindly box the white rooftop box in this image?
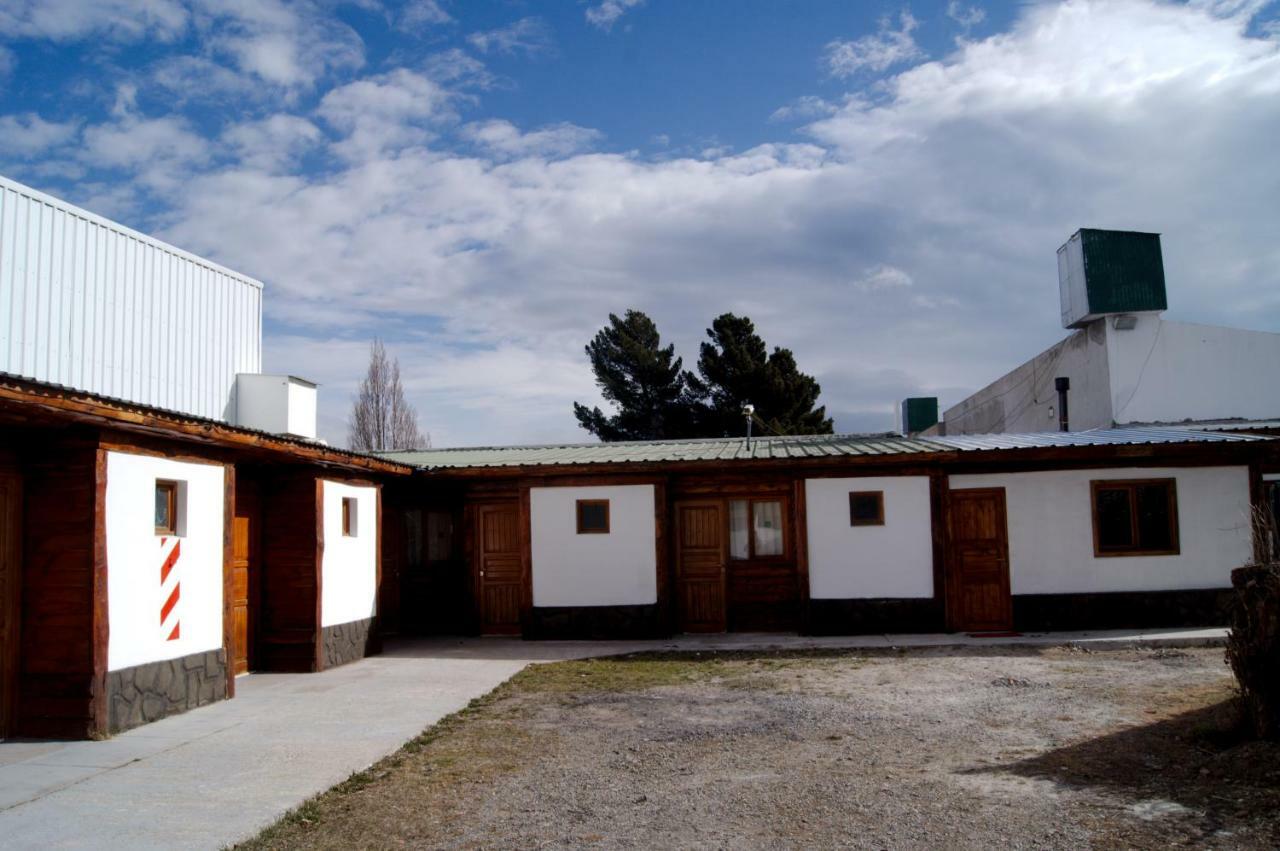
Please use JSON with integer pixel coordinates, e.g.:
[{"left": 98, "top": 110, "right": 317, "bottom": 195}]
[{"left": 235, "top": 374, "right": 318, "bottom": 440}]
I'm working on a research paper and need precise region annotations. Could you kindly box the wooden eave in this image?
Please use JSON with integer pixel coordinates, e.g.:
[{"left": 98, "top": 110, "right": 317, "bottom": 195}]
[{"left": 0, "top": 376, "right": 414, "bottom": 477}]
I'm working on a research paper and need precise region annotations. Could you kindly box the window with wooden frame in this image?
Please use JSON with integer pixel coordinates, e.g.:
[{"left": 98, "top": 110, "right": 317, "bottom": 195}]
[
  {"left": 1091, "top": 478, "right": 1179, "bottom": 556},
  {"left": 728, "top": 498, "right": 787, "bottom": 560},
  {"left": 342, "top": 497, "right": 358, "bottom": 537},
  {"left": 154, "top": 480, "right": 179, "bottom": 536},
  {"left": 849, "top": 491, "right": 886, "bottom": 526},
  {"left": 576, "top": 499, "right": 610, "bottom": 534}
]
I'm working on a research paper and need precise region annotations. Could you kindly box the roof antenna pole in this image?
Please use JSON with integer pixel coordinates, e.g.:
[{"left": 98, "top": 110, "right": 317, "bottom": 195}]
[{"left": 743, "top": 403, "right": 755, "bottom": 451}]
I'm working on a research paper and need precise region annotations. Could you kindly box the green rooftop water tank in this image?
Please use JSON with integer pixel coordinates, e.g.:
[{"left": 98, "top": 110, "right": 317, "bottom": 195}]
[
  {"left": 1057, "top": 229, "right": 1167, "bottom": 329},
  {"left": 901, "top": 397, "right": 938, "bottom": 435}
]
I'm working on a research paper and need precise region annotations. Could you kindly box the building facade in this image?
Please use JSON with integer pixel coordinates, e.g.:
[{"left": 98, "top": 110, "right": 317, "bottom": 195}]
[{"left": 938, "top": 229, "right": 1280, "bottom": 435}]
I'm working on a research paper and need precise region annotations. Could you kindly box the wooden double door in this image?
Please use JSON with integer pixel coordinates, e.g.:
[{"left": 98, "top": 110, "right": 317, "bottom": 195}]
[
  {"left": 673, "top": 497, "right": 799, "bottom": 633},
  {"left": 946, "top": 487, "right": 1013, "bottom": 632}
]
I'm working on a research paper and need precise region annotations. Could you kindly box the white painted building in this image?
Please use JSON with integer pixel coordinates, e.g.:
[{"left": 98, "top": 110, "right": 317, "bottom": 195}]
[
  {"left": 938, "top": 229, "right": 1280, "bottom": 435},
  {"left": 0, "top": 173, "right": 317, "bottom": 439}
]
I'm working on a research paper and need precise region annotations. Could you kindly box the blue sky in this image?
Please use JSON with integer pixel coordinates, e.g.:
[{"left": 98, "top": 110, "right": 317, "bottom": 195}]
[{"left": 1, "top": 0, "right": 1278, "bottom": 446}]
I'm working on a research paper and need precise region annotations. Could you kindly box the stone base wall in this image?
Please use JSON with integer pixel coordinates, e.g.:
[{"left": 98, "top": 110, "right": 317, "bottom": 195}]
[
  {"left": 804, "top": 598, "right": 944, "bottom": 635},
  {"left": 321, "top": 617, "right": 378, "bottom": 669},
  {"left": 1013, "top": 589, "right": 1232, "bottom": 632},
  {"left": 524, "top": 605, "right": 667, "bottom": 640},
  {"left": 106, "top": 649, "right": 227, "bottom": 734}
]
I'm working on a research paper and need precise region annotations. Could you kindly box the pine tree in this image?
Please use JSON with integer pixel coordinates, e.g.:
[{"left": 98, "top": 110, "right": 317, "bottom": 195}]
[
  {"left": 347, "top": 339, "right": 429, "bottom": 451},
  {"left": 687, "top": 313, "right": 833, "bottom": 436},
  {"left": 572, "top": 310, "right": 697, "bottom": 441}
]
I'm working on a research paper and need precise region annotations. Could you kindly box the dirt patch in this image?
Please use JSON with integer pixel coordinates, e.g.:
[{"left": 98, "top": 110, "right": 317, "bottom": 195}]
[{"left": 239, "top": 646, "right": 1280, "bottom": 850}]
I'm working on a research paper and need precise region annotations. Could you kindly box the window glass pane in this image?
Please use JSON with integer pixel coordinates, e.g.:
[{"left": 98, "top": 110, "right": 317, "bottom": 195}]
[
  {"left": 578, "top": 501, "right": 609, "bottom": 533},
  {"left": 850, "top": 492, "right": 883, "bottom": 525},
  {"left": 425, "top": 511, "right": 453, "bottom": 561},
  {"left": 1095, "top": 488, "right": 1133, "bottom": 550},
  {"left": 728, "top": 500, "right": 749, "bottom": 560},
  {"left": 155, "top": 484, "right": 171, "bottom": 531},
  {"left": 753, "top": 500, "right": 784, "bottom": 557},
  {"left": 1135, "top": 483, "right": 1173, "bottom": 550}
]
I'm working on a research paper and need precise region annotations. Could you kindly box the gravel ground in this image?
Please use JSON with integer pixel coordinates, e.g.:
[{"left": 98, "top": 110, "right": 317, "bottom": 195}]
[{"left": 241, "top": 645, "right": 1280, "bottom": 850}]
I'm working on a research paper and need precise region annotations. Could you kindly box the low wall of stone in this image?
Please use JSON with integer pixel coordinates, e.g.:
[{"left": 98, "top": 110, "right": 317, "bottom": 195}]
[
  {"left": 106, "top": 649, "right": 227, "bottom": 734},
  {"left": 321, "top": 617, "right": 378, "bottom": 669}
]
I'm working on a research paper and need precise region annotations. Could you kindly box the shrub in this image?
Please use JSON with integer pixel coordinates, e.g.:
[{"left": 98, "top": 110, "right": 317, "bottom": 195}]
[{"left": 1226, "top": 563, "right": 1280, "bottom": 739}]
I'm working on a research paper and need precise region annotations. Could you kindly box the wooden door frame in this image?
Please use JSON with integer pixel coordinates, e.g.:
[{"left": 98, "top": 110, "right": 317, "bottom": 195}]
[
  {"left": 944, "top": 486, "right": 1012, "bottom": 633},
  {"left": 0, "top": 470, "right": 21, "bottom": 738},
  {"left": 469, "top": 498, "right": 529, "bottom": 635}
]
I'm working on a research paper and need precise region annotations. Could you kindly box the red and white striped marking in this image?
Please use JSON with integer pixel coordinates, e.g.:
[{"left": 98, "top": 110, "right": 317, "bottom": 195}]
[{"left": 159, "top": 536, "right": 181, "bottom": 642}]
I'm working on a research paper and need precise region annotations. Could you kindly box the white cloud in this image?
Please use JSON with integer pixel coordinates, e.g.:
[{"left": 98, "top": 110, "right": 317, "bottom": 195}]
[
  {"left": 460, "top": 119, "right": 601, "bottom": 159},
  {"left": 317, "top": 68, "right": 455, "bottom": 160},
  {"left": 824, "top": 10, "right": 924, "bottom": 77},
  {"left": 770, "top": 95, "right": 838, "bottom": 123},
  {"left": 585, "top": 0, "right": 644, "bottom": 32},
  {"left": 946, "top": 1, "right": 986, "bottom": 32},
  {"left": 399, "top": 0, "right": 452, "bottom": 31},
  {"left": 222, "top": 114, "right": 323, "bottom": 172},
  {"left": 854, "top": 265, "right": 913, "bottom": 292},
  {"left": 196, "top": 0, "right": 365, "bottom": 90},
  {"left": 6, "top": 0, "right": 1279, "bottom": 447},
  {"left": 0, "top": 113, "right": 78, "bottom": 156},
  {"left": 0, "top": 0, "right": 189, "bottom": 41},
  {"left": 466, "top": 17, "right": 552, "bottom": 56}
]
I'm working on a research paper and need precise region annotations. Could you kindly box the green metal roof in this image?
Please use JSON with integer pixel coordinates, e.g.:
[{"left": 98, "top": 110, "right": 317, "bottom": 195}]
[{"left": 380, "top": 427, "right": 1264, "bottom": 471}]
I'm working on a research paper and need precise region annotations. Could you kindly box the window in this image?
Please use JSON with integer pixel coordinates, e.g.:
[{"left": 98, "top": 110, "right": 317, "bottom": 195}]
[
  {"left": 849, "top": 491, "right": 885, "bottom": 526},
  {"left": 576, "top": 499, "right": 610, "bottom": 534},
  {"left": 1091, "top": 479, "right": 1179, "bottom": 556},
  {"left": 729, "top": 498, "right": 786, "bottom": 559},
  {"left": 342, "top": 497, "right": 358, "bottom": 537},
  {"left": 154, "top": 480, "right": 178, "bottom": 535}
]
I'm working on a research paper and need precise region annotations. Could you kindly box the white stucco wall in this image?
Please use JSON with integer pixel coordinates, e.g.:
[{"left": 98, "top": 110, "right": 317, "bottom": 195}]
[
  {"left": 1108, "top": 316, "right": 1280, "bottom": 425},
  {"left": 105, "top": 451, "right": 225, "bottom": 671},
  {"left": 320, "top": 481, "right": 378, "bottom": 627},
  {"left": 530, "top": 485, "right": 657, "bottom": 607},
  {"left": 941, "top": 323, "right": 1113, "bottom": 435},
  {"left": 950, "top": 466, "right": 1252, "bottom": 595},
  {"left": 806, "top": 476, "right": 935, "bottom": 599}
]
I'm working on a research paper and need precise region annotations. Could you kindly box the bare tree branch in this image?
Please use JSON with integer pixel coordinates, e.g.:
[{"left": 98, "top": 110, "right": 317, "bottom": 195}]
[{"left": 347, "top": 339, "right": 429, "bottom": 451}]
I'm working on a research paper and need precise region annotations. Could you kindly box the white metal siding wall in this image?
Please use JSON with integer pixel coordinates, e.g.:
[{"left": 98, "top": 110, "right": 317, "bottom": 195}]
[{"left": 0, "top": 176, "right": 262, "bottom": 421}]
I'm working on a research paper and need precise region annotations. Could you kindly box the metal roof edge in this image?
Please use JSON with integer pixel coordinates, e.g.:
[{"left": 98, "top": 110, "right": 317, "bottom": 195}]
[{"left": 0, "top": 172, "right": 265, "bottom": 290}]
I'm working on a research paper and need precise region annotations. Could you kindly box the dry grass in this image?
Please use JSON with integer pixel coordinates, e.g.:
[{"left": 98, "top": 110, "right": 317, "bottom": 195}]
[{"left": 235, "top": 646, "right": 1280, "bottom": 851}]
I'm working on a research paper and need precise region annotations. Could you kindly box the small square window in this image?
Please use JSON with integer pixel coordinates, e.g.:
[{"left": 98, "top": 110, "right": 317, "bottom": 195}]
[
  {"left": 849, "top": 491, "right": 885, "bottom": 526},
  {"left": 155, "top": 480, "right": 178, "bottom": 535},
  {"left": 342, "top": 497, "right": 358, "bottom": 537},
  {"left": 576, "top": 499, "right": 610, "bottom": 534}
]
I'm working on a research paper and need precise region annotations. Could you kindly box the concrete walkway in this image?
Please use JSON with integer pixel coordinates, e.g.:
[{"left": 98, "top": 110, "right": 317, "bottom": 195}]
[{"left": 0, "top": 627, "right": 1225, "bottom": 850}]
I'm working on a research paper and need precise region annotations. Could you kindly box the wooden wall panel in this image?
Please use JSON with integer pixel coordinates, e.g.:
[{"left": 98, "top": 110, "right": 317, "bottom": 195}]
[
  {"left": 15, "top": 433, "right": 99, "bottom": 738},
  {"left": 258, "top": 472, "right": 320, "bottom": 672}
]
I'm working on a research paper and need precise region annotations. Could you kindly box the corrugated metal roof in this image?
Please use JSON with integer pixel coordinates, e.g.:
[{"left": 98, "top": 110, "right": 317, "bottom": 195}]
[
  {"left": 0, "top": 371, "right": 415, "bottom": 474},
  {"left": 382, "top": 426, "right": 1265, "bottom": 471}
]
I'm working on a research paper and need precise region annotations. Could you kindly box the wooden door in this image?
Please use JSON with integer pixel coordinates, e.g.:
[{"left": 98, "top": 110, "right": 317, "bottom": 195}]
[
  {"left": 947, "top": 487, "right": 1012, "bottom": 632},
  {"left": 0, "top": 471, "right": 20, "bottom": 738},
  {"left": 675, "top": 500, "right": 726, "bottom": 633},
  {"left": 475, "top": 502, "right": 523, "bottom": 635},
  {"left": 231, "top": 481, "right": 260, "bottom": 675}
]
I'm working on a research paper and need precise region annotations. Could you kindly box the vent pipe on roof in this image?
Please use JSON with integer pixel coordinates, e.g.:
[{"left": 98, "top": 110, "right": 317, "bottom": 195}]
[{"left": 1055, "top": 377, "right": 1070, "bottom": 432}]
